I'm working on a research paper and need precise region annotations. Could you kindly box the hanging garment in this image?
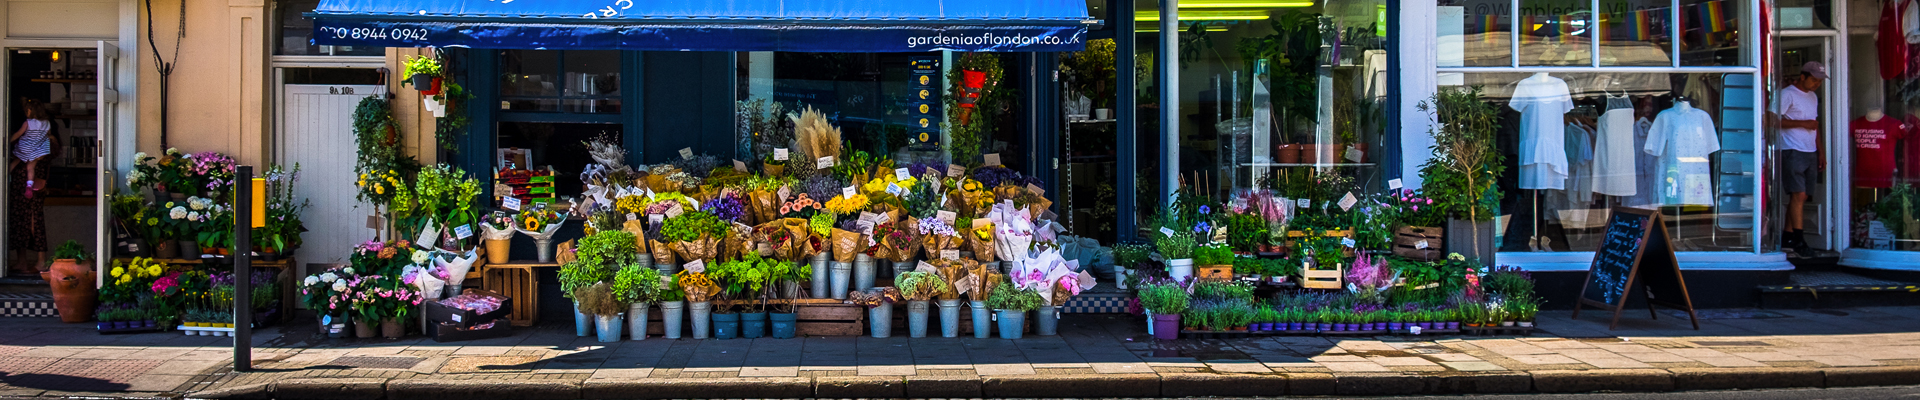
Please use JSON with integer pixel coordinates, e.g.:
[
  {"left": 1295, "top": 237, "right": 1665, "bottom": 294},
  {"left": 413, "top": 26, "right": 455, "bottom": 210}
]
[
  {"left": 1682, "top": 74, "right": 1720, "bottom": 122},
  {"left": 1645, "top": 102, "right": 1721, "bottom": 206},
  {"left": 1853, "top": 116, "right": 1908, "bottom": 188},
  {"left": 1513, "top": 73, "right": 1575, "bottom": 190},
  {"left": 1627, "top": 117, "right": 1661, "bottom": 208},
  {"left": 1593, "top": 95, "right": 1638, "bottom": 196},
  {"left": 1886, "top": 0, "right": 1911, "bottom": 79},
  {"left": 1550, "top": 122, "right": 1597, "bottom": 226},
  {"left": 1906, "top": 0, "right": 1920, "bottom": 44}
]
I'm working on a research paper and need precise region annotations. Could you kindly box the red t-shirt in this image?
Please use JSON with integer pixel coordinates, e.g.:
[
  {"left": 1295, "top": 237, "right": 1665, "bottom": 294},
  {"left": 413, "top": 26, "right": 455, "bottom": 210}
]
[{"left": 1854, "top": 116, "right": 1907, "bottom": 188}]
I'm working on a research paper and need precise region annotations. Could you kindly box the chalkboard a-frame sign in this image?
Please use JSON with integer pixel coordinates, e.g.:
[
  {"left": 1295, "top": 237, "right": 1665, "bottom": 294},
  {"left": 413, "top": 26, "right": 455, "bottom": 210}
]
[{"left": 1571, "top": 207, "right": 1701, "bottom": 330}]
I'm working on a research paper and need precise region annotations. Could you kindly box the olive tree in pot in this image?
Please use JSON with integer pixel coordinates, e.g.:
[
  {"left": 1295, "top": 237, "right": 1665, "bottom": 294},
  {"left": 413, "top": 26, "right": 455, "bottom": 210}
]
[{"left": 1417, "top": 87, "right": 1503, "bottom": 265}]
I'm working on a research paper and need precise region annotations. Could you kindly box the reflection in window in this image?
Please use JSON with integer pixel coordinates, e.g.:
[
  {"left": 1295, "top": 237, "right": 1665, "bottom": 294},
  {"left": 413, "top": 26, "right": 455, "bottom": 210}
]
[
  {"left": 275, "top": 0, "right": 383, "bottom": 56},
  {"left": 1443, "top": 72, "right": 1756, "bottom": 253},
  {"left": 499, "top": 50, "right": 621, "bottom": 113}
]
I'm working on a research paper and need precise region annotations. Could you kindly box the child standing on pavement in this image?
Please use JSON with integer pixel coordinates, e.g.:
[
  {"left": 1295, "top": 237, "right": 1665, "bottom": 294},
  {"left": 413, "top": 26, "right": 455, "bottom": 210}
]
[{"left": 9, "top": 98, "right": 51, "bottom": 198}]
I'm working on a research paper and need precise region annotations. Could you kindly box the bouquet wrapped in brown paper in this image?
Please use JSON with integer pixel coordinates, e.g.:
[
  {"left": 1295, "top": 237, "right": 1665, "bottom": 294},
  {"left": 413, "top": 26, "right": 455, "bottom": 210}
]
[
  {"left": 829, "top": 228, "right": 865, "bottom": 263},
  {"left": 649, "top": 238, "right": 677, "bottom": 265},
  {"left": 555, "top": 240, "right": 578, "bottom": 265},
  {"left": 964, "top": 263, "right": 1003, "bottom": 302},
  {"left": 623, "top": 220, "right": 650, "bottom": 255},
  {"left": 764, "top": 218, "right": 820, "bottom": 261},
  {"left": 927, "top": 258, "right": 978, "bottom": 301},
  {"left": 965, "top": 219, "right": 997, "bottom": 262},
  {"left": 882, "top": 218, "right": 922, "bottom": 263},
  {"left": 673, "top": 233, "right": 722, "bottom": 266},
  {"left": 748, "top": 189, "right": 779, "bottom": 225}
]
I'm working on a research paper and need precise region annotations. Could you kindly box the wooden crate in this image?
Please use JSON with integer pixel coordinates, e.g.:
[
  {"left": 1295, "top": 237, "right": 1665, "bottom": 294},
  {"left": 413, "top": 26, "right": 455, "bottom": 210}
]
[
  {"left": 1302, "top": 267, "right": 1343, "bottom": 289},
  {"left": 1391, "top": 226, "right": 1444, "bottom": 261},
  {"left": 482, "top": 262, "right": 553, "bottom": 327},
  {"left": 795, "top": 301, "right": 866, "bottom": 336},
  {"left": 1196, "top": 265, "right": 1234, "bottom": 281}
]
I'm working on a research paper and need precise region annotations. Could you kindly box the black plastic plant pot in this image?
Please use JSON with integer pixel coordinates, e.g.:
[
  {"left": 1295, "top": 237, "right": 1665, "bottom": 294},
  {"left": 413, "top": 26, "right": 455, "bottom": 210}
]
[{"left": 411, "top": 73, "right": 433, "bottom": 90}]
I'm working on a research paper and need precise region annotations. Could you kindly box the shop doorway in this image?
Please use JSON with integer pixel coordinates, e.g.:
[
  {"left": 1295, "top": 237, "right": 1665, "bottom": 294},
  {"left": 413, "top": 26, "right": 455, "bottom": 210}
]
[
  {"left": 275, "top": 68, "right": 383, "bottom": 274},
  {"left": 1770, "top": 37, "right": 1835, "bottom": 254},
  {"left": 3, "top": 47, "right": 113, "bottom": 279}
]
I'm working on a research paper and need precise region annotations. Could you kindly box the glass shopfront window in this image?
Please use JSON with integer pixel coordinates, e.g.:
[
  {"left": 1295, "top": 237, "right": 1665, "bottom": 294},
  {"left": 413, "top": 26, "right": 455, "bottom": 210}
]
[
  {"left": 499, "top": 50, "right": 622, "bottom": 114},
  {"left": 1442, "top": 72, "right": 1759, "bottom": 253},
  {"left": 1174, "top": 0, "right": 1393, "bottom": 199},
  {"left": 1437, "top": 0, "right": 1744, "bottom": 68}
]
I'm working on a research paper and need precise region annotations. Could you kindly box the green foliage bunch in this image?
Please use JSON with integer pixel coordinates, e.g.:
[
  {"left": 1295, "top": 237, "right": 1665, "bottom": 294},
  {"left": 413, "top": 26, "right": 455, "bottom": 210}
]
[
  {"left": 985, "top": 281, "right": 1044, "bottom": 312},
  {"left": 1193, "top": 243, "right": 1234, "bottom": 265},
  {"left": 1155, "top": 232, "right": 1196, "bottom": 260},
  {"left": 612, "top": 264, "right": 662, "bottom": 305},
  {"left": 1137, "top": 281, "right": 1190, "bottom": 315},
  {"left": 661, "top": 211, "right": 729, "bottom": 242}
]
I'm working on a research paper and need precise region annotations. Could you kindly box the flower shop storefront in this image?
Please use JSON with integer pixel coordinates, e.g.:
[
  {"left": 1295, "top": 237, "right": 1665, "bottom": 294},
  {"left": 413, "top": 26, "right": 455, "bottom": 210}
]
[{"left": 293, "top": 0, "right": 1126, "bottom": 340}]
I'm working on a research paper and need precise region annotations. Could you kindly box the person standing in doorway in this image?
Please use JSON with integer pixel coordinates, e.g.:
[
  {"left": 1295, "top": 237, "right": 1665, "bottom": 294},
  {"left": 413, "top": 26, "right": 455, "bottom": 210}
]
[{"left": 1770, "top": 61, "right": 1826, "bottom": 257}]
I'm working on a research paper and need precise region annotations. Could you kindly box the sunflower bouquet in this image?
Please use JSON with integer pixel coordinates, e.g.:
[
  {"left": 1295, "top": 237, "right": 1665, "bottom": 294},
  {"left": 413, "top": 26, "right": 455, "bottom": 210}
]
[
  {"left": 513, "top": 207, "right": 565, "bottom": 240},
  {"left": 675, "top": 269, "right": 719, "bottom": 302}
]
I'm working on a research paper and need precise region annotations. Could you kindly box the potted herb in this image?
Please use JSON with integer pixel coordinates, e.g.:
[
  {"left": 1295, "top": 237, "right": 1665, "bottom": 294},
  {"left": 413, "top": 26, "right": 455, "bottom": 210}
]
[
  {"left": 985, "top": 281, "right": 1042, "bottom": 339},
  {"left": 1111, "top": 243, "right": 1152, "bottom": 289},
  {"left": 1192, "top": 243, "right": 1234, "bottom": 280},
  {"left": 613, "top": 264, "right": 661, "bottom": 340},
  {"left": 1417, "top": 88, "right": 1504, "bottom": 264},
  {"left": 1156, "top": 232, "right": 1197, "bottom": 282},
  {"left": 1137, "top": 281, "right": 1189, "bottom": 340},
  {"left": 402, "top": 55, "right": 443, "bottom": 95},
  {"left": 559, "top": 231, "right": 634, "bottom": 337},
  {"left": 658, "top": 277, "right": 688, "bottom": 339}
]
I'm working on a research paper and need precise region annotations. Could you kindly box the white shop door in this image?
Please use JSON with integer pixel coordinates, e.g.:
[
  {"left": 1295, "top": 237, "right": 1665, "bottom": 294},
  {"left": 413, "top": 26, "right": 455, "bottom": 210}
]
[{"left": 277, "top": 84, "right": 381, "bottom": 276}]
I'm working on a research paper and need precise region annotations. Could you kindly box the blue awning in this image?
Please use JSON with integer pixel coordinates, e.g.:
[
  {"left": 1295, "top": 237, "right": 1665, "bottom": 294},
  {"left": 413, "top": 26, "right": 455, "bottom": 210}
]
[{"left": 311, "top": 0, "right": 1091, "bottom": 52}]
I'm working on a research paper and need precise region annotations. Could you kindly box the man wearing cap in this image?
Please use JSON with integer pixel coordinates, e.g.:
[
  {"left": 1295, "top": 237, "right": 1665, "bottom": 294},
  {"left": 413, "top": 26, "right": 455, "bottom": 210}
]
[{"left": 1770, "top": 61, "right": 1826, "bottom": 257}]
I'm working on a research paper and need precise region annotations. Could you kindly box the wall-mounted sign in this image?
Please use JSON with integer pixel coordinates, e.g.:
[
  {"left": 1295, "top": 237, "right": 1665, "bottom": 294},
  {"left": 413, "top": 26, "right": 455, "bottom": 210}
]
[{"left": 908, "top": 56, "right": 941, "bottom": 151}]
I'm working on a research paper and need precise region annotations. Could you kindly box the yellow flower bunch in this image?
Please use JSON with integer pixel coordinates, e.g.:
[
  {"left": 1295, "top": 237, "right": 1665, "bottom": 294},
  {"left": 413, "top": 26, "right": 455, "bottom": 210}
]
[
  {"left": 675, "top": 270, "right": 719, "bottom": 301},
  {"left": 355, "top": 170, "right": 402, "bottom": 196},
  {"left": 970, "top": 223, "right": 994, "bottom": 241},
  {"left": 614, "top": 195, "right": 649, "bottom": 215},
  {"left": 825, "top": 194, "right": 870, "bottom": 215},
  {"left": 109, "top": 257, "right": 166, "bottom": 287}
]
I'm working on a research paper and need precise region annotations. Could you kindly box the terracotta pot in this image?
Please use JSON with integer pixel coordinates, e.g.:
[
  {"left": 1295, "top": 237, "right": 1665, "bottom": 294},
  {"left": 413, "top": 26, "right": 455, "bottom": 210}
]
[
  {"left": 381, "top": 318, "right": 405, "bottom": 338},
  {"left": 1276, "top": 144, "right": 1301, "bottom": 164},
  {"left": 1299, "top": 144, "right": 1318, "bottom": 164},
  {"left": 41, "top": 259, "right": 96, "bottom": 323},
  {"left": 355, "top": 319, "right": 377, "bottom": 338},
  {"left": 152, "top": 240, "right": 179, "bottom": 259}
]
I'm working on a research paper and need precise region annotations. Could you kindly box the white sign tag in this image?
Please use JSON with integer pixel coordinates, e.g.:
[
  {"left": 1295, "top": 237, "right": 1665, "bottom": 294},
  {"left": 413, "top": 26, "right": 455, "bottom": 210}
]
[
  {"left": 649, "top": 214, "right": 664, "bottom": 224},
  {"left": 733, "top": 160, "right": 748, "bottom": 172},
  {"left": 1341, "top": 237, "right": 1356, "bottom": 248},
  {"left": 858, "top": 221, "right": 876, "bottom": 236},
  {"left": 665, "top": 203, "right": 685, "bottom": 218},
  {"left": 983, "top": 153, "right": 1001, "bottom": 166},
  {"left": 916, "top": 261, "right": 939, "bottom": 274},
  {"left": 1416, "top": 240, "right": 1429, "bottom": 249},
  {"left": 936, "top": 210, "right": 957, "bottom": 224},
  {"left": 886, "top": 183, "right": 904, "bottom": 195},
  {"left": 626, "top": 213, "right": 638, "bottom": 221},
  {"left": 1026, "top": 183, "right": 1045, "bottom": 196},
  {"left": 1388, "top": 179, "right": 1403, "bottom": 190},
  {"left": 941, "top": 249, "right": 960, "bottom": 260},
  {"left": 895, "top": 168, "right": 911, "bottom": 181},
  {"left": 417, "top": 220, "right": 441, "bottom": 249},
  {"left": 1159, "top": 227, "right": 1177, "bottom": 237},
  {"left": 1297, "top": 198, "right": 1311, "bottom": 208},
  {"left": 679, "top": 147, "right": 694, "bottom": 160},
  {"left": 817, "top": 156, "right": 836, "bottom": 169},
  {"left": 503, "top": 197, "right": 523, "bottom": 211},
  {"left": 1338, "top": 192, "right": 1358, "bottom": 211},
  {"left": 947, "top": 164, "right": 966, "bottom": 178},
  {"left": 843, "top": 186, "right": 858, "bottom": 199},
  {"left": 1345, "top": 148, "right": 1362, "bottom": 162},
  {"left": 684, "top": 259, "right": 705, "bottom": 273},
  {"left": 774, "top": 148, "right": 789, "bottom": 161},
  {"left": 454, "top": 224, "right": 474, "bottom": 240}
]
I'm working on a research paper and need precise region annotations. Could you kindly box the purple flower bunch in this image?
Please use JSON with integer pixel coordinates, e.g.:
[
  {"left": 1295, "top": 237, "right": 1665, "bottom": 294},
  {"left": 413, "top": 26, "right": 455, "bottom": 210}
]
[
  {"left": 916, "top": 217, "right": 957, "bottom": 236},
  {"left": 703, "top": 192, "right": 748, "bottom": 222},
  {"left": 903, "top": 162, "right": 945, "bottom": 178},
  {"left": 797, "top": 175, "right": 843, "bottom": 203},
  {"left": 971, "top": 166, "right": 1038, "bottom": 188}
]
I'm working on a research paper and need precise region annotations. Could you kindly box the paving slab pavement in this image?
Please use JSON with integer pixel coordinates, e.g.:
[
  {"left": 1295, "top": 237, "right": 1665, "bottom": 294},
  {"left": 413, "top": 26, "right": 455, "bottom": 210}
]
[{"left": 1, "top": 307, "right": 1920, "bottom": 398}]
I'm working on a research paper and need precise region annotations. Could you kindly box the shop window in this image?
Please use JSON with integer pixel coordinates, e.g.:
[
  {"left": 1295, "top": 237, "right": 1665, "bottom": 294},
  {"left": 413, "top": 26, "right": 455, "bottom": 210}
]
[
  {"left": 1172, "top": 0, "right": 1393, "bottom": 209},
  {"left": 1435, "top": 0, "right": 1512, "bottom": 67},
  {"left": 499, "top": 50, "right": 621, "bottom": 114},
  {"left": 1596, "top": 0, "right": 1674, "bottom": 67},
  {"left": 734, "top": 52, "right": 1016, "bottom": 165},
  {"left": 1517, "top": 0, "right": 1592, "bottom": 66},
  {"left": 275, "top": 0, "right": 383, "bottom": 56},
  {"left": 1678, "top": 0, "right": 1744, "bottom": 67},
  {"left": 496, "top": 122, "right": 622, "bottom": 196},
  {"left": 1441, "top": 72, "right": 1758, "bottom": 253}
]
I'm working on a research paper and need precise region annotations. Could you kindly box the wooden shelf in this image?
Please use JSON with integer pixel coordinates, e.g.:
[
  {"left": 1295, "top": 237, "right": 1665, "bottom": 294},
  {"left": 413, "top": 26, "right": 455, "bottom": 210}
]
[{"left": 30, "top": 78, "right": 91, "bottom": 83}]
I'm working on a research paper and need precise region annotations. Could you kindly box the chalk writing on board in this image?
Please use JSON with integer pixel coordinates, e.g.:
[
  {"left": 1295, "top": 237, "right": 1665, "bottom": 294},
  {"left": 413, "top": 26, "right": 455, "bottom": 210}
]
[{"left": 1585, "top": 212, "right": 1647, "bottom": 306}]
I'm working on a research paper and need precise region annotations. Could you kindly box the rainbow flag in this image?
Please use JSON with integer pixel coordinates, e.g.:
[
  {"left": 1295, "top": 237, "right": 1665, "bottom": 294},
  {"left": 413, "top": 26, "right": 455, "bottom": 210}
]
[
  {"left": 1482, "top": 14, "right": 1500, "bottom": 43},
  {"left": 1521, "top": 14, "right": 1538, "bottom": 44},
  {"left": 1700, "top": 1, "right": 1729, "bottom": 33},
  {"left": 1630, "top": 9, "right": 1654, "bottom": 41},
  {"left": 1558, "top": 14, "right": 1577, "bottom": 44}
]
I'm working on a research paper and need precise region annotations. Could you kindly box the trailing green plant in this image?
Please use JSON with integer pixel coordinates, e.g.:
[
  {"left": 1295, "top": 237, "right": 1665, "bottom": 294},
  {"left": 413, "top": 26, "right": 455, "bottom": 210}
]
[
  {"left": 944, "top": 53, "right": 1012, "bottom": 166},
  {"left": 985, "top": 281, "right": 1044, "bottom": 312},
  {"left": 1193, "top": 243, "right": 1234, "bottom": 265},
  {"left": 401, "top": 55, "right": 443, "bottom": 80}
]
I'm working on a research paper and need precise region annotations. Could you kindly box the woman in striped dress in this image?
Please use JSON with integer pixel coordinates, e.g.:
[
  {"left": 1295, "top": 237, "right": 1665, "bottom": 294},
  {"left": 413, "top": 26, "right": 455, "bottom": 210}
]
[{"left": 9, "top": 99, "right": 51, "bottom": 198}]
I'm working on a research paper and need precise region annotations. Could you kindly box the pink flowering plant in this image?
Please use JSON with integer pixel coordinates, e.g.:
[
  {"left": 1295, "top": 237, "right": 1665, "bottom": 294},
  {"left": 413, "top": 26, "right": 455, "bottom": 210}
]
[{"left": 299, "top": 266, "right": 358, "bottom": 317}]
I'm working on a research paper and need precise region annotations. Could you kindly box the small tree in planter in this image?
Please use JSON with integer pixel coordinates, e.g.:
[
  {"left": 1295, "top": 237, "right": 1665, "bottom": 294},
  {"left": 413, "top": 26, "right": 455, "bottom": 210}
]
[{"left": 1416, "top": 87, "right": 1503, "bottom": 264}]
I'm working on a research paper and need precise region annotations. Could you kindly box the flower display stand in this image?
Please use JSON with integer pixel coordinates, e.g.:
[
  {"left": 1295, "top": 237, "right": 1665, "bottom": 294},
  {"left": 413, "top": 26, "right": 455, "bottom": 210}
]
[
  {"left": 480, "top": 261, "right": 551, "bottom": 327},
  {"left": 113, "top": 256, "right": 298, "bottom": 324}
]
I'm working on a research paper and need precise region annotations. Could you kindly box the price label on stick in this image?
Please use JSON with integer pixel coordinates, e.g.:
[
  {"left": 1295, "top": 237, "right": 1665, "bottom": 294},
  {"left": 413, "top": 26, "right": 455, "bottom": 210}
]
[
  {"left": 1416, "top": 240, "right": 1429, "bottom": 250},
  {"left": 626, "top": 213, "right": 638, "bottom": 221},
  {"left": 665, "top": 203, "right": 685, "bottom": 218},
  {"left": 895, "top": 168, "right": 911, "bottom": 181},
  {"left": 937, "top": 210, "right": 957, "bottom": 224},
  {"left": 1338, "top": 192, "right": 1358, "bottom": 211},
  {"left": 1341, "top": 237, "right": 1356, "bottom": 248},
  {"left": 679, "top": 147, "right": 694, "bottom": 160},
  {"left": 417, "top": 220, "right": 440, "bottom": 249},
  {"left": 774, "top": 148, "right": 789, "bottom": 161},
  {"left": 843, "top": 186, "right": 858, "bottom": 199},
  {"left": 1159, "top": 227, "right": 1176, "bottom": 237},
  {"left": 503, "top": 197, "right": 522, "bottom": 211},
  {"left": 1345, "top": 148, "right": 1363, "bottom": 162},
  {"left": 983, "top": 153, "right": 1001, "bottom": 166},
  {"left": 366, "top": 215, "right": 383, "bottom": 230},
  {"left": 948, "top": 164, "right": 966, "bottom": 178},
  {"left": 886, "top": 183, "right": 903, "bottom": 195},
  {"left": 1297, "top": 198, "right": 1311, "bottom": 208},
  {"left": 733, "top": 160, "right": 748, "bottom": 172},
  {"left": 942, "top": 250, "right": 960, "bottom": 260},
  {"left": 1388, "top": 178, "right": 1403, "bottom": 190},
  {"left": 649, "top": 214, "right": 664, "bottom": 224},
  {"left": 817, "top": 156, "right": 836, "bottom": 169},
  {"left": 1026, "top": 183, "right": 1045, "bottom": 196},
  {"left": 684, "top": 259, "right": 705, "bottom": 273},
  {"left": 454, "top": 224, "right": 474, "bottom": 240}
]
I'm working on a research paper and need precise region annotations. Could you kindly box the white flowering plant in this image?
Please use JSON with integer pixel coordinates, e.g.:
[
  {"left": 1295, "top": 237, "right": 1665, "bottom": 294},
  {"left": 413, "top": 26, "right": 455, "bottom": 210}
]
[{"left": 299, "top": 265, "right": 359, "bottom": 317}]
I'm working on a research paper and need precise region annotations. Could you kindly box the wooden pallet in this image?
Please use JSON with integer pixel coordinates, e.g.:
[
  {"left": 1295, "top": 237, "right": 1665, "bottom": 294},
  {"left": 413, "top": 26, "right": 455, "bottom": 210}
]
[{"left": 482, "top": 261, "right": 555, "bottom": 327}]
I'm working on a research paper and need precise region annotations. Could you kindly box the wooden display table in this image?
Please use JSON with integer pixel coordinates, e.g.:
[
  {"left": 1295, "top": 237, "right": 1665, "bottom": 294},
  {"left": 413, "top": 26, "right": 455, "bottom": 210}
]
[{"left": 481, "top": 261, "right": 556, "bottom": 327}]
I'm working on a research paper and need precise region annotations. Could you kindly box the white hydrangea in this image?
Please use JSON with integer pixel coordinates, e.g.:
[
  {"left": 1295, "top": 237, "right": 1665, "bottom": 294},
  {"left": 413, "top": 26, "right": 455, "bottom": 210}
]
[
  {"left": 126, "top": 170, "right": 145, "bottom": 184},
  {"left": 304, "top": 276, "right": 320, "bottom": 286},
  {"left": 319, "top": 272, "right": 338, "bottom": 283},
  {"left": 133, "top": 152, "right": 147, "bottom": 161},
  {"left": 411, "top": 250, "right": 432, "bottom": 265},
  {"left": 188, "top": 197, "right": 212, "bottom": 211},
  {"left": 187, "top": 211, "right": 201, "bottom": 221},
  {"left": 342, "top": 267, "right": 355, "bottom": 275},
  {"left": 330, "top": 280, "right": 348, "bottom": 292},
  {"left": 169, "top": 207, "right": 188, "bottom": 220}
]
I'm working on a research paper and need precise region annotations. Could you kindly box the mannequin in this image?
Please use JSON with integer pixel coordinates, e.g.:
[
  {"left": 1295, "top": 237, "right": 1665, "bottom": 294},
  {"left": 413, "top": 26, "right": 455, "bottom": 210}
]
[
  {"left": 1511, "top": 72, "right": 1574, "bottom": 252},
  {"left": 1852, "top": 106, "right": 1906, "bottom": 201}
]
